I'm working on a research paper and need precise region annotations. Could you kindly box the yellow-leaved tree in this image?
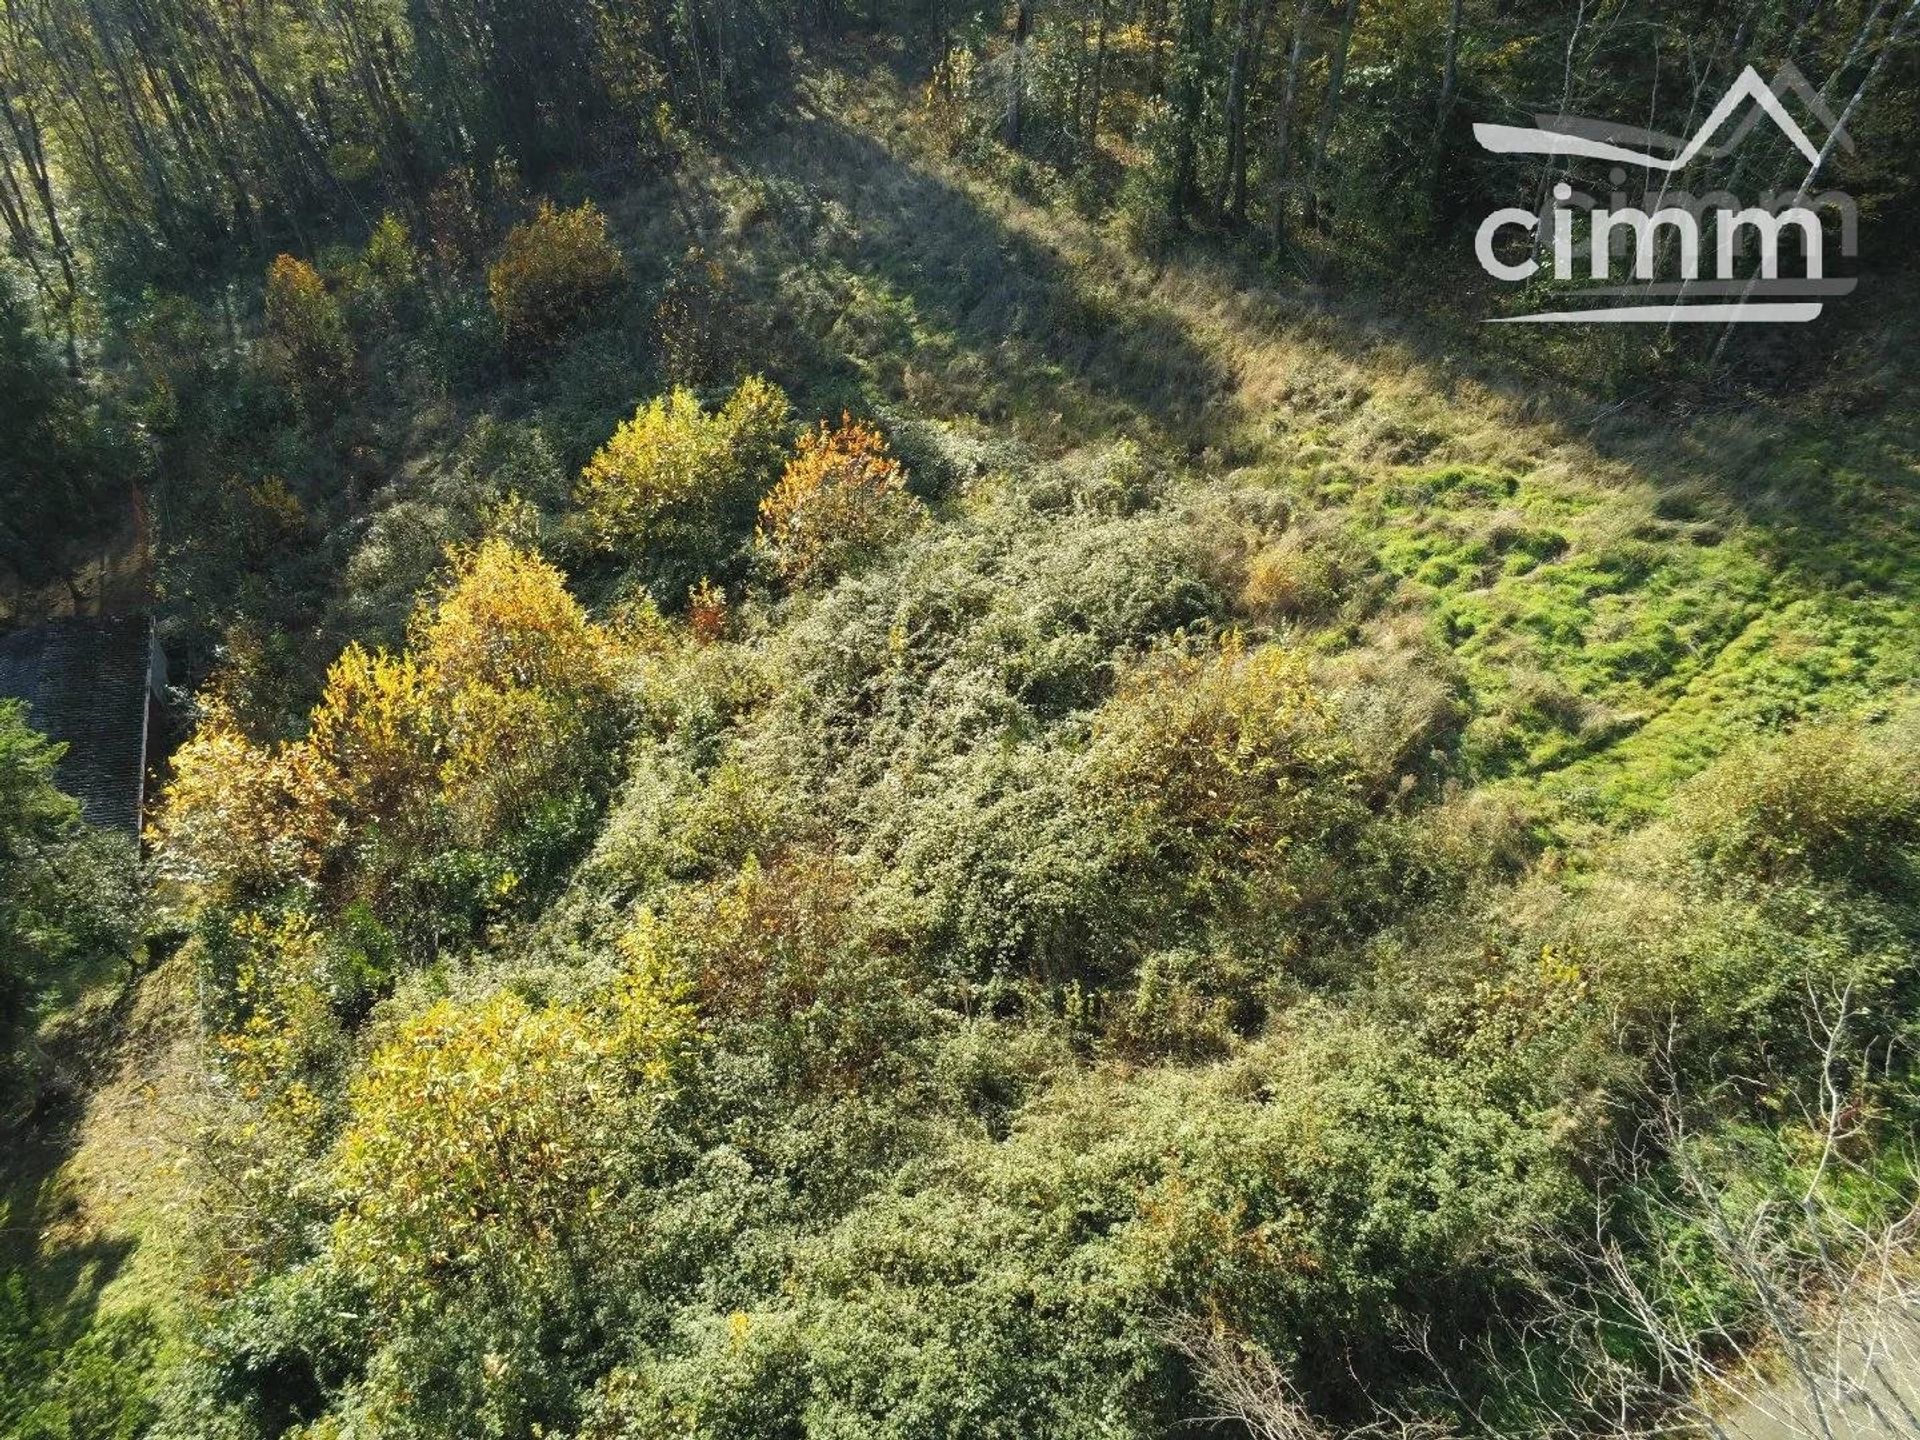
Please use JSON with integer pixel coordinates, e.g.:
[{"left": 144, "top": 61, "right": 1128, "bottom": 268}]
[
  {"left": 154, "top": 539, "right": 626, "bottom": 921},
  {"left": 414, "top": 537, "right": 622, "bottom": 845},
  {"left": 488, "top": 200, "right": 626, "bottom": 353},
  {"left": 264, "top": 254, "right": 353, "bottom": 416},
  {"left": 328, "top": 956, "right": 695, "bottom": 1311},
  {"left": 755, "top": 414, "right": 926, "bottom": 587},
  {"left": 304, "top": 642, "right": 433, "bottom": 839},
  {"left": 148, "top": 697, "right": 336, "bottom": 904},
  {"left": 576, "top": 375, "right": 790, "bottom": 564},
  {"left": 157, "top": 543, "right": 638, "bottom": 1288}
]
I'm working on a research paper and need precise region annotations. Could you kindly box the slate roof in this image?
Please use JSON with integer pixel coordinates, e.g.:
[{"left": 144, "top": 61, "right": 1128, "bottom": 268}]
[{"left": 0, "top": 615, "right": 157, "bottom": 836}]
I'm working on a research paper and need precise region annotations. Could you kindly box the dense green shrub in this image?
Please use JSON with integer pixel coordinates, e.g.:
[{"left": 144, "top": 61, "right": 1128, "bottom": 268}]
[
  {"left": 346, "top": 213, "right": 427, "bottom": 329},
  {"left": 0, "top": 1275, "right": 161, "bottom": 1440},
  {"left": 0, "top": 703, "right": 139, "bottom": 1114},
  {"left": 1675, "top": 722, "right": 1919, "bottom": 893},
  {"left": 758, "top": 462, "right": 1224, "bottom": 785},
  {"left": 603, "top": 1012, "right": 1574, "bottom": 1439},
  {"left": 576, "top": 376, "right": 792, "bottom": 589}
]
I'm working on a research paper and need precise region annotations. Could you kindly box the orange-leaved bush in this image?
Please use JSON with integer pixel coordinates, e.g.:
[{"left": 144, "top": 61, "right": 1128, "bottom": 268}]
[
  {"left": 627, "top": 851, "right": 926, "bottom": 1088},
  {"left": 687, "top": 576, "right": 728, "bottom": 643},
  {"left": 487, "top": 199, "right": 625, "bottom": 351},
  {"left": 755, "top": 414, "right": 926, "bottom": 587}
]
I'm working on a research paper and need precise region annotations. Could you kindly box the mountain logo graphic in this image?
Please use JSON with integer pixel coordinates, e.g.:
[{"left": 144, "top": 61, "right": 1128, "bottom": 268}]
[
  {"left": 1467, "top": 62, "right": 1858, "bottom": 326},
  {"left": 1472, "top": 63, "right": 1847, "bottom": 173}
]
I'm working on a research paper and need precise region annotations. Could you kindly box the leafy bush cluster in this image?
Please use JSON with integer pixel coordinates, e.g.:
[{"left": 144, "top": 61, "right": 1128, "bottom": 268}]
[
  {"left": 0, "top": 702, "right": 139, "bottom": 1116},
  {"left": 332, "top": 960, "right": 695, "bottom": 1314},
  {"left": 264, "top": 255, "right": 354, "bottom": 418},
  {"left": 755, "top": 415, "right": 928, "bottom": 588},
  {"left": 0, "top": 1275, "right": 159, "bottom": 1440},
  {"left": 121, "top": 386, "right": 1920, "bottom": 1437},
  {"left": 153, "top": 538, "right": 627, "bottom": 946},
  {"left": 577, "top": 375, "right": 792, "bottom": 591},
  {"left": 488, "top": 201, "right": 627, "bottom": 354}
]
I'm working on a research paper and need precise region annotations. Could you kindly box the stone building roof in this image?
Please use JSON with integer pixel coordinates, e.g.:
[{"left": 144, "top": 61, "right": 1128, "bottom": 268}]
[{"left": 0, "top": 615, "right": 160, "bottom": 836}]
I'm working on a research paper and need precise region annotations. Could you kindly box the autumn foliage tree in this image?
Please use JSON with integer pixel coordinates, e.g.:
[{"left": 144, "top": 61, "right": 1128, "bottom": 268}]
[
  {"left": 488, "top": 200, "right": 626, "bottom": 353},
  {"left": 264, "top": 254, "right": 353, "bottom": 417},
  {"left": 154, "top": 539, "right": 626, "bottom": 933},
  {"left": 147, "top": 697, "right": 337, "bottom": 905},
  {"left": 755, "top": 414, "right": 927, "bottom": 587},
  {"left": 576, "top": 375, "right": 790, "bottom": 579},
  {"left": 329, "top": 958, "right": 694, "bottom": 1312}
]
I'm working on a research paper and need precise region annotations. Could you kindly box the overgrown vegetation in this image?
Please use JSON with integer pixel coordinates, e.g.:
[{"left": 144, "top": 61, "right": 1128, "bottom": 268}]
[
  {"left": 1, "top": 2, "right": 1918, "bottom": 1436},
  {"left": 0, "top": 702, "right": 138, "bottom": 1117}
]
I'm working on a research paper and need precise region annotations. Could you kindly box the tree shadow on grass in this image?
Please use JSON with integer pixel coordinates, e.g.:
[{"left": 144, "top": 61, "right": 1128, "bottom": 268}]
[
  {"left": 1, "top": 961, "right": 157, "bottom": 1354},
  {"left": 704, "top": 99, "right": 1232, "bottom": 449},
  {"left": 712, "top": 74, "right": 1920, "bottom": 810},
  {"left": 721, "top": 82, "right": 1920, "bottom": 628}
]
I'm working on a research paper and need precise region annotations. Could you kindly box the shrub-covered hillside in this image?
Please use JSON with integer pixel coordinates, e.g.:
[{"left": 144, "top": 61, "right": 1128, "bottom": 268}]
[{"left": 2, "top": 23, "right": 1919, "bottom": 1440}]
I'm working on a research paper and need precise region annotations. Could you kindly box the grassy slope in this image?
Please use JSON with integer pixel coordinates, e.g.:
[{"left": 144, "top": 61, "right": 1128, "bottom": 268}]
[
  {"left": 1, "top": 954, "right": 199, "bottom": 1387},
  {"left": 670, "top": 61, "right": 1920, "bottom": 834}
]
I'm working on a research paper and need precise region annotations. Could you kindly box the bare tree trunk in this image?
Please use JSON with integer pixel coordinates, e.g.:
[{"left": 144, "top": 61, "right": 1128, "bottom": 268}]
[
  {"left": 1823, "top": 0, "right": 1895, "bottom": 101},
  {"left": 1266, "top": 0, "right": 1314, "bottom": 252},
  {"left": 931, "top": 0, "right": 953, "bottom": 91},
  {"left": 80, "top": 0, "right": 181, "bottom": 237},
  {"left": 1529, "top": 0, "right": 1590, "bottom": 262},
  {"left": 0, "top": 140, "right": 55, "bottom": 308},
  {"left": 0, "top": 88, "right": 80, "bottom": 371},
  {"left": 1303, "top": 0, "right": 1360, "bottom": 232},
  {"left": 1713, "top": 0, "right": 1919, "bottom": 362},
  {"left": 1071, "top": 0, "right": 1089, "bottom": 140},
  {"left": 1422, "top": 0, "right": 1462, "bottom": 214},
  {"left": 1148, "top": 0, "right": 1169, "bottom": 94},
  {"left": 1226, "top": 0, "right": 1275, "bottom": 221},
  {"left": 1085, "top": 0, "right": 1110, "bottom": 159},
  {"left": 1170, "top": 0, "right": 1214, "bottom": 217},
  {"left": 1211, "top": 0, "right": 1264, "bottom": 218},
  {"left": 1006, "top": 0, "right": 1034, "bottom": 146}
]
